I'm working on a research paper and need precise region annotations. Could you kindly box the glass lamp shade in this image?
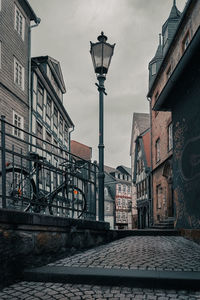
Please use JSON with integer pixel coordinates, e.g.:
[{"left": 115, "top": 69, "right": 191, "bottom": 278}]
[{"left": 90, "top": 32, "right": 115, "bottom": 75}]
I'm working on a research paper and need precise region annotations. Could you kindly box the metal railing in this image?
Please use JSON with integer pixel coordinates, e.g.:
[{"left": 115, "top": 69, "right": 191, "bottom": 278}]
[{"left": 0, "top": 116, "right": 98, "bottom": 220}]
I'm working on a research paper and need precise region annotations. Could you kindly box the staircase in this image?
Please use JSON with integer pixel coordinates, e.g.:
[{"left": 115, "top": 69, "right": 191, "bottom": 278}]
[{"left": 152, "top": 217, "right": 175, "bottom": 229}]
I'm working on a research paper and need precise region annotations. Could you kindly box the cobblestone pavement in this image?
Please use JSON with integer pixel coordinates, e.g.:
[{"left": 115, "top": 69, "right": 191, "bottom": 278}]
[
  {"left": 1, "top": 236, "right": 200, "bottom": 299},
  {"left": 1, "top": 282, "right": 200, "bottom": 299},
  {"left": 48, "top": 236, "right": 200, "bottom": 271}
]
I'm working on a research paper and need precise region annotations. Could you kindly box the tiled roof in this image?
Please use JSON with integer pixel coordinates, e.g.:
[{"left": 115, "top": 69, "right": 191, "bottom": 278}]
[{"left": 70, "top": 140, "right": 92, "bottom": 161}]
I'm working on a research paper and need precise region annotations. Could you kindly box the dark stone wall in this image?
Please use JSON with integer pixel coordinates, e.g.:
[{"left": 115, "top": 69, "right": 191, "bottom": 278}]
[
  {"left": 172, "top": 66, "right": 200, "bottom": 229},
  {"left": 0, "top": 209, "right": 112, "bottom": 288}
]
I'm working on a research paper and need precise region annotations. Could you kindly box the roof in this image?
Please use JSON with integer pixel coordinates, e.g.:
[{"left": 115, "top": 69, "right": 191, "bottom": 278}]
[
  {"left": 162, "top": 0, "right": 181, "bottom": 33},
  {"left": 19, "top": 0, "right": 40, "bottom": 23},
  {"left": 70, "top": 140, "right": 92, "bottom": 161},
  {"left": 142, "top": 130, "right": 151, "bottom": 168},
  {"left": 148, "top": 0, "right": 194, "bottom": 98},
  {"left": 153, "top": 25, "right": 200, "bottom": 111},
  {"left": 117, "top": 165, "right": 131, "bottom": 176},
  {"left": 104, "top": 165, "right": 118, "bottom": 174},
  {"left": 32, "top": 56, "right": 66, "bottom": 93},
  {"left": 130, "top": 112, "right": 150, "bottom": 154},
  {"left": 149, "top": 34, "right": 163, "bottom": 64}
]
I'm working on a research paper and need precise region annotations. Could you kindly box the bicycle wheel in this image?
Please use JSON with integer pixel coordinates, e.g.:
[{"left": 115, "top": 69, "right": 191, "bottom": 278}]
[
  {"left": 0, "top": 167, "right": 36, "bottom": 211},
  {"left": 49, "top": 184, "right": 87, "bottom": 218}
]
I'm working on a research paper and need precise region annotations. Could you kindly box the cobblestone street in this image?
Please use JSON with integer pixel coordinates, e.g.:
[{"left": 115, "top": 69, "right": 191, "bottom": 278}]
[
  {"left": 1, "top": 236, "right": 200, "bottom": 299},
  {"left": 1, "top": 281, "right": 200, "bottom": 300},
  {"left": 47, "top": 236, "right": 200, "bottom": 271}
]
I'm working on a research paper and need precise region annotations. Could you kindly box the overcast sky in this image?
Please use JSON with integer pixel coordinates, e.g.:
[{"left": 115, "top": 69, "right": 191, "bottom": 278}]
[{"left": 29, "top": 0, "right": 186, "bottom": 168}]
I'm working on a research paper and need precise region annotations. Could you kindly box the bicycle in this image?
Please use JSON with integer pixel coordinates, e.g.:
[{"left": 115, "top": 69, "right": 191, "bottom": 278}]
[{"left": 0, "top": 152, "right": 87, "bottom": 218}]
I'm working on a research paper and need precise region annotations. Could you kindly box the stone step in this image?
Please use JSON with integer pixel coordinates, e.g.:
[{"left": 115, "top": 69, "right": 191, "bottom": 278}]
[{"left": 23, "top": 266, "right": 200, "bottom": 290}]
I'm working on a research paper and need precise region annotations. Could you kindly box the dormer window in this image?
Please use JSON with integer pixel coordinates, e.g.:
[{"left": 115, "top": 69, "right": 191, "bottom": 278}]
[{"left": 152, "top": 63, "right": 156, "bottom": 75}]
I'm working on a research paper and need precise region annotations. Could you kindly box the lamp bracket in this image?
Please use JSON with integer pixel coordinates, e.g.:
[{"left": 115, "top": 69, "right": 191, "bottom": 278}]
[{"left": 95, "top": 83, "right": 107, "bottom": 96}]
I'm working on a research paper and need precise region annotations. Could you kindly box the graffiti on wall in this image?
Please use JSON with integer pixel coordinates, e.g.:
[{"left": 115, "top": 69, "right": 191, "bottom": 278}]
[{"left": 180, "top": 134, "right": 200, "bottom": 181}]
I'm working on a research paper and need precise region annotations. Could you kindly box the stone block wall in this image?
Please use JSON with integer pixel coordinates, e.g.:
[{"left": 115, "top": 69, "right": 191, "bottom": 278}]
[{"left": 0, "top": 209, "right": 113, "bottom": 288}]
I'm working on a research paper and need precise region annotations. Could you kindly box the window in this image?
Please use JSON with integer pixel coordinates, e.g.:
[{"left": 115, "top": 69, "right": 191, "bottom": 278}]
[
  {"left": 59, "top": 116, "right": 63, "bottom": 136},
  {"left": 14, "top": 5, "right": 25, "bottom": 40},
  {"left": 182, "top": 32, "right": 190, "bottom": 52},
  {"left": 156, "top": 138, "right": 160, "bottom": 163},
  {"left": 118, "top": 184, "right": 121, "bottom": 192},
  {"left": 37, "top": 83, "right": 44, "bottom": 108},
  {"left": 152, "top": 63, "right": 156, "bottom": 75},
  {"left": 118, "top": 198, "right": 121, "bottom": 206},
  {"left": 36, "top": 122, "right": 43, "bottom": 146},
  {"left": 166, "top": 66, "right": 171, "bottom": 79},
  {"left": 168, "top": 123, "right": 173, "bottom": 151},
  {"left": 46, "top": 131, "right": 52, "bottom": 152},
  {"left": 64, "top": 124, "right": 68, "bottom": 143},
  {"left": 46, "top": 170, "right": 51, "bottom": 187},
  {"left": 13, "top": 111, "right": 24, "bottom": 139},
  {"left": 104, "top": 187, "right": 108, "bottom": 196},
  {"left": 106, "top": 203, "right": 110, "bottom": 212},
  {"left": 127, "top": 185, "right": 131, "bottom": 193},
  {"left": 123, "top": 185, "right": 126, "bottom": 193},
  {"left": 156, "top": 185, "right": 162, "bottom": 209},
  {"left": 14, "top": 57, "right": 24, "bottom": 90},
  {"left": 46, "top": 96, "right": 52, "bottom": 119},
  {"left": 54, "top": 106, "right": 58, "bottom": 127},
  {"left": 122, "top": 199, "right": 126, "bottom": 208}
]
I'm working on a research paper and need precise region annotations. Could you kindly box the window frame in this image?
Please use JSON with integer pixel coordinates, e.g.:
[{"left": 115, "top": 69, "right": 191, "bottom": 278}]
[
  {"left": 36, "top": 121, "right": 43, "bottom": 146},
  {"left": 155, "top": 138, "right": 160, "bottom": 163},
  {"left": 12, "top": 111, "right": 24, "bottom": 139},
  {"left": 37, "top": 83, "right": 44, "bottom": 109},
  {"left": 14, "top": 57, "right": 25, "bottom": 90},
  {"left": 46, "top": 96, "right": 52, "bottom": 119},
  {"left": 14, "top": 4, "right": 25, "bottom": 40},
  {"left": 168, "top": 123, "right": 173, "bottom": 151},
  {"left": 53, "top": 106, "right": 58, "bottom": 128}
]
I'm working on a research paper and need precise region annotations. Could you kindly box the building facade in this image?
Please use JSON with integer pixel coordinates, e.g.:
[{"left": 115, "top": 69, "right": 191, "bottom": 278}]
[
  {"left": 31, "top": 56, "right": 74, "bottom": 157},
  {"left": 147, "top": 0, "right": 181, "bottom": 226},
  {"left": 0, "top": 0, "right": 39, "bottom": 152},
  {"left": 152, "top": 0, "right": 200, "bottom": 230},
  {"left": 105, "top": 165, "right": 132, "bottom": 230},
  {"left": 130, "top": 112, "right": 150, "bottom": 228},
  {"left": 133, "top": 129, "right": 151, "bottom": 229}
]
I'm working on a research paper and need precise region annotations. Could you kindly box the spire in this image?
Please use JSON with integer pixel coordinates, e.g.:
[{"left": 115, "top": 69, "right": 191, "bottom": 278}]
[{"left": 168, "top": 0, "right": 181, "bottom": 19}]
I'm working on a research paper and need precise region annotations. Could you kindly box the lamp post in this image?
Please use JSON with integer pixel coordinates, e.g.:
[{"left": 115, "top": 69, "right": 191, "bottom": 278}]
[{"left": 90, "top": 32, "right": 115, "bottom": 221}]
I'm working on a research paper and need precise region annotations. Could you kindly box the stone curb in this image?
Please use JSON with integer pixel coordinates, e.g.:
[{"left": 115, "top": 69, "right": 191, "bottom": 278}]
[{"left": 23, "top": 266, "right": 200, "bottom": 290}]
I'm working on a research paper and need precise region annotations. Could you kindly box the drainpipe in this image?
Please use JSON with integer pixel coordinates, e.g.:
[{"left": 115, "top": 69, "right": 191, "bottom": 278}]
[
  {"left": 68, "top": 125, "right": 75, "bottom": 153},
  {"left": 28, "top": 18, "right": 41, "bottom": 151},
  {"left": 147, "top": 96, "right": 153, "bottom": 227}
]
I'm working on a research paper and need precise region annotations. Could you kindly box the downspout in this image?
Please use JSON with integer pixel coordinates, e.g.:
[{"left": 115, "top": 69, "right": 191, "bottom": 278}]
[
  {"left": 147, "top": 96, "right": 153, "bottom": 227},
  {"left": 28, "top": 18, "right": 41, "bottom": 151},
  {"left": 68, "top": 125, "right": 75, "bottom": 153}
]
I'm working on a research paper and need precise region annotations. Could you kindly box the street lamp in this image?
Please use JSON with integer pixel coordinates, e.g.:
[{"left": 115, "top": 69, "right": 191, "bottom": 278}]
[{"left": 90, "top": 32, "right": 115, "bottom": 221}]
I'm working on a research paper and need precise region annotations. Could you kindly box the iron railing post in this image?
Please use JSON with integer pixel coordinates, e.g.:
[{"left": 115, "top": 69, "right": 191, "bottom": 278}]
[{"left": 1, "top": 115, "right": 6, "bottom": 208}]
